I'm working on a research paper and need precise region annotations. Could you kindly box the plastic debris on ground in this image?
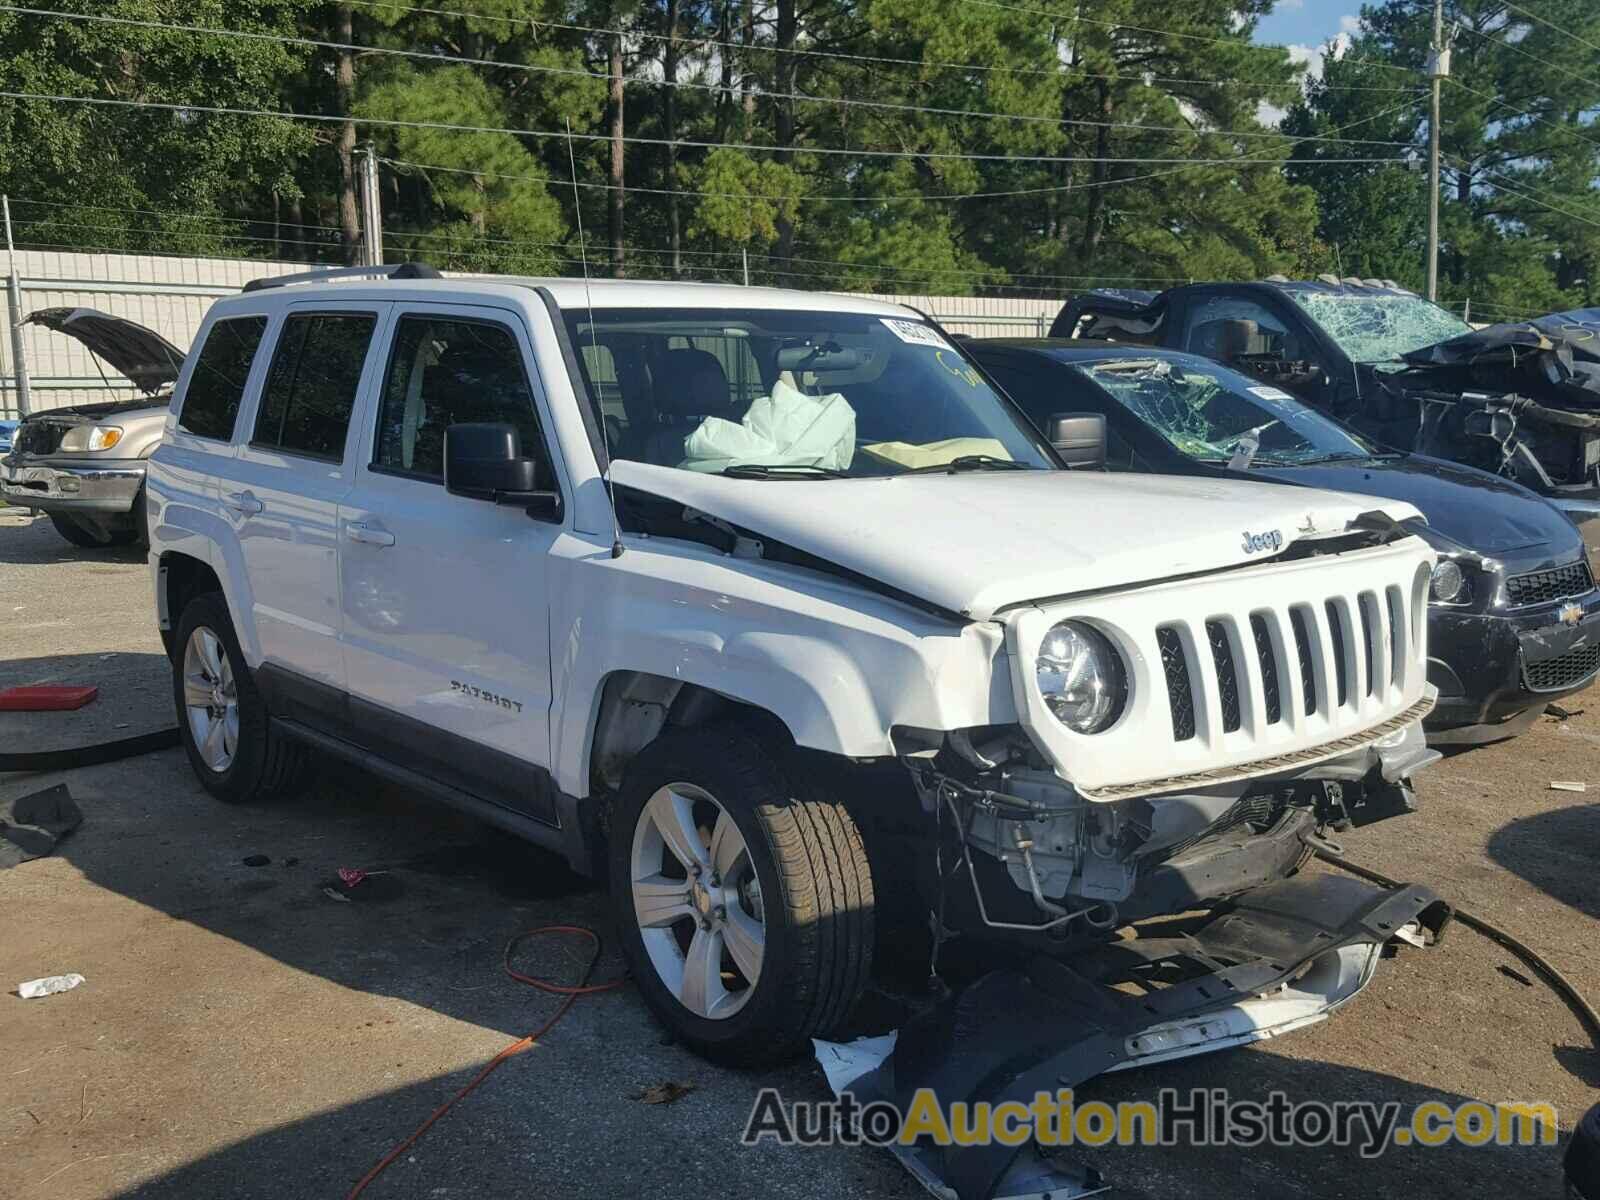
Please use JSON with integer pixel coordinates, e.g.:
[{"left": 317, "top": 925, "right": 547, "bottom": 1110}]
[
  {"left": 1550, "top": 781, "right": 1587, "bottom": 792},
  {"left": 632, "top": 1081, "right": 696, "bottom": 1105},
  {"left": 811, "top": 1034, "right": 1108, "bottom": 1200},
  {"left": 1, "top": 784, "right": 83, "bottom": 868},
  {"left": 0, "top": 684, "right": 99, "bottom": 711},
  {"left": 321, "top": 867, "right": 402, "bottom": 904},
  {"left": 18, "top": 973, "right": 86, "bottom": 999}
]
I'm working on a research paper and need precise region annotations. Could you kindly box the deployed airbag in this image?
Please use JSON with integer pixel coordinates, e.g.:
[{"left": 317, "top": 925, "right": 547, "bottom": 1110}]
[{"left": 681, "top": 377, "right": 856, "bottom": 471}]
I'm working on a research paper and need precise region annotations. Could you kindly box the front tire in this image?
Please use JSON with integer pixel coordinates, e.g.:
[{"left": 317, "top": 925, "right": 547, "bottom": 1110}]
[
  {"left": 171, "top": 592, "right": 306, "bottom": 804},
  {"left": 609, "top": 726, "right": 874, "bottom": 1066},
  {"left": 49, "top": 513, "right": 109, "bottom": 548}
]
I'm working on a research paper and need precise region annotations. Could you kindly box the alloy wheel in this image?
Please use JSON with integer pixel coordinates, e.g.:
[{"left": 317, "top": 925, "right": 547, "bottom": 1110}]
[
  {"left": 182, "top": 626, "right": 238, "bottom": 772},
  {"left": 629, "top": 783, "right": 766, "bottom": 1020}
]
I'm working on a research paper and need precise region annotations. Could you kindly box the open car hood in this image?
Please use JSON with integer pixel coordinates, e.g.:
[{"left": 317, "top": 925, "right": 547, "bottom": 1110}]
[
  {"left": 611, "top": 459, "right": 1422, "bottom": 620},
  {"left": 23, "top": 307, "right": 185, "bottom": 395},
  {"left": 1396, "top": 307, "right": 1600, "bottom": 408}
]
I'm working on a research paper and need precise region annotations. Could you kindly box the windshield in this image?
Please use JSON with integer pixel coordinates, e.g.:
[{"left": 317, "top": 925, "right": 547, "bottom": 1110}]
[
  {"left": 1285, "top": 291, "right": 1470, "bottom": 363},
  {"left": 562, "top": 308, "right": 1053, "bottom": 477},
  {"left": 1073, "top": 354, "right": 1382, "bottom": 466}
]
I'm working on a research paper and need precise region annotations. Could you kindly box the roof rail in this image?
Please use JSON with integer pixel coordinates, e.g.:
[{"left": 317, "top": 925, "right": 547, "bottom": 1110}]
[{"left": 241, "top": 262, "right": 442, "bottom": 293}]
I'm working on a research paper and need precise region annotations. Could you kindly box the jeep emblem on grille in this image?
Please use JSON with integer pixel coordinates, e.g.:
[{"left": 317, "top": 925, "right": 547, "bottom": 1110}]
[{"left": 1241, "top": 528, "right": 1284, "bottom": 555}]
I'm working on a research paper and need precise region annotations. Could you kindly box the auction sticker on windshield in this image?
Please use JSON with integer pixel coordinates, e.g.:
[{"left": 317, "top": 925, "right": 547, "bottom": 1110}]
[
  {"left": 1249, "top": 385, "right": 1296, "bottom": 402},
  {"left": 882, "top": 318, "right": 954, "bottom": 351}
]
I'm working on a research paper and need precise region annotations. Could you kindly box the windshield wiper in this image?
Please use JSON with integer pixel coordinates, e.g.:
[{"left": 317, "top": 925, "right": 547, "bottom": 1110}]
[
  {"left": 720, "top": 462, "right": 849, "bottom": 479},
  {"left": 908, "top": 455, "right": 1036, "bottom": 475}
]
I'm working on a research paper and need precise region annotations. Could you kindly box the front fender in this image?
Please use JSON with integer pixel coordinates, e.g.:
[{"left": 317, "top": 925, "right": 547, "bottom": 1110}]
[{"left": 547, "top": 533, "right": 1014, "bottom": 798}]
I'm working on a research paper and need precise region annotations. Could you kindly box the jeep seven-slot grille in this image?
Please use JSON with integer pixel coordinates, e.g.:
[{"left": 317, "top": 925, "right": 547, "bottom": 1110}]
[
  {"left": 1249, "top": 614, "right": 1282, "bottom": 725},
  {"left": 1156, "top": 627, "right": 1196, "bottom": 742},
  {"left": 1290, "top": 607, "right": 1317, "bottom": 715},
  {"left": 1206, "top": 621, "right": 1243, "bottom": 733},
  {"left": 1506, "top": 560, "right": 1593, "bottom": 607},
  {"left": 1156, "top": 589, "right": 1403, "bottom": 742},
  {"left": 1358, "top": 595, "right": 1378, "bottom": 698},
  {"left": 1325, "top": 600, "right": 1349, "bottom": 707},
  {"left": 1526, "top": 642, "right": 1600, "bottom": 692}
]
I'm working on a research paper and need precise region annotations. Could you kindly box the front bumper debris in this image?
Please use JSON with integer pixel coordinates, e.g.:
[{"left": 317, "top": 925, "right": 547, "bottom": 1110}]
[
  {"left": 1, "top": 455, "right": 145, "bottom": 513},
  {"left": 815, "top": 873, "right": 1450, "bottom": 1200}
]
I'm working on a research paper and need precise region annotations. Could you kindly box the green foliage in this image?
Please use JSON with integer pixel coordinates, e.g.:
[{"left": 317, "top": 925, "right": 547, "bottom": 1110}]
[
  {"left": 1288, "top": 0, "right": 1599, "bottom": 316},
  {"left": 0, "top": 0, "right": 1591, "bottom": 315}
]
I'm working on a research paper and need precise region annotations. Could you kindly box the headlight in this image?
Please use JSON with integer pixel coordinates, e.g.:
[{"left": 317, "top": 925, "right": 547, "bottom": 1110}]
[
  {"left": 1035, "top": 620, "right": 1128, "bottom": 733},
  {"left": 1429, "top": 558, "right": 1470, "bottom": 605},
  {"left": 58, "top": 425, "right": 124, "bottom": 452}
]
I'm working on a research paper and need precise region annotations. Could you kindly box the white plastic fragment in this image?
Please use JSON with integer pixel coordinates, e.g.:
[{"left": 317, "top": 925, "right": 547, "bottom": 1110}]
[
  {"left": 18, "top": 973, "right": 85, "bottom": 999},
  {"left": 1549, "top": 781, "right": 1587, "bottom": 792}
]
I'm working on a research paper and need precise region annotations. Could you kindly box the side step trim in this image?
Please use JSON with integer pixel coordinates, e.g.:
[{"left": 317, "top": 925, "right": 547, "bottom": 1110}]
[{"left": 271, "top": 717, "right": 593, "bottom": 871}]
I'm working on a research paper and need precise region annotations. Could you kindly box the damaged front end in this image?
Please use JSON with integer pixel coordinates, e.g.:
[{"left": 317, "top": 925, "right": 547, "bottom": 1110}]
[
  {"left": 1390, "top": 308, "right": 1600, "bottom": 500},
  {"left": 820, "top": 873, "right": 1451, "bottom": 1200},
  {"left": 898, "top": 719, "right": 1432, "bottom": 950}
]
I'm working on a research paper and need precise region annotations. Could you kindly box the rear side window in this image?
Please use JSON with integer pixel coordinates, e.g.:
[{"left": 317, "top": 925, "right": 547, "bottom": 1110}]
[
  {"left": 372, "top": 316, "right": 542, "bottom": 481},
  {"left": 253, "top": 312, "right": 377, "bottom": 460},
  {"left": 177, "top": 316, "right": 267, "bottom": 441}
]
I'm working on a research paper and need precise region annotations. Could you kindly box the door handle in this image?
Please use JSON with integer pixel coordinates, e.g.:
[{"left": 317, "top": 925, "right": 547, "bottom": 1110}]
[
  {"left": 224, "top": 491, "right": 263, "bottom": 516},
  {"left": 345, "top": 522, "right": 396, "bottom": 547}
]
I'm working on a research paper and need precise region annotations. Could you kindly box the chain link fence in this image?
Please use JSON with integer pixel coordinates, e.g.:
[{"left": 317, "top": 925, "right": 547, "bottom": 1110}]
[{"left": 0, "top": 247, "right": 1060, "bottom": 418}]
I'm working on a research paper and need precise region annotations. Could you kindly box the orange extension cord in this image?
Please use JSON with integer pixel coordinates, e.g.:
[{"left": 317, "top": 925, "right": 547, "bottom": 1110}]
[{"left": 346, "top": 925, "right": 627, "bottom": 1199}]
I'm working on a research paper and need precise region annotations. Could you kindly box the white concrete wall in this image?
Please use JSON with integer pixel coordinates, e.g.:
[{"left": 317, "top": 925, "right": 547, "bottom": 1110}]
[{"left": 1, "top": 250, "right": 1062, "bottom": 415}]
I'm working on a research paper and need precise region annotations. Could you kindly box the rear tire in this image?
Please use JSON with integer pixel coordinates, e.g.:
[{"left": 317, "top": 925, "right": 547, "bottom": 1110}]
[
  {"left": 171, "top": 592, "right": 307, "bottom": 804},
  {"left": 609, "top": 726, "right": 874, "bottom": 1066}
]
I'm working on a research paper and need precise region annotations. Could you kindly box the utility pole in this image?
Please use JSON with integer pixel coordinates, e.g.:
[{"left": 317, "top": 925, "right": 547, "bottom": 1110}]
[
  {"left": 2, "top": 195, "right": 31, "bottom": 418},
  {"left": 1425, "top": 0, "right": 1450, "bottom": 302},
  {"left": 356, "top": 143, "right": 383, "bottom": 268}
]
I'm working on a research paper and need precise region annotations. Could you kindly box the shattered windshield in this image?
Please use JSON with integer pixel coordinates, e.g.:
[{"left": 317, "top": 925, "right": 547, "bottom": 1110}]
[
  {"left": 1073, "top": 354, "right": 1381, "bottom": 466},
  {"left": 1286, "top": 291, "right": 1470, "bottom": 363},
  {"left": 563, "top": 308, "right": 1054, "bottom": 477}
]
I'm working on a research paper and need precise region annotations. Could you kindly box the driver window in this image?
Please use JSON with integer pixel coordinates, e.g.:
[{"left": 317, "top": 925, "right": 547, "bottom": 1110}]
[
  {"left": 372, "top": 315, "right": 544, "bottom": 482},
  {"left": 1181, "top": 297, "right": 1302, "bottom": 364}
]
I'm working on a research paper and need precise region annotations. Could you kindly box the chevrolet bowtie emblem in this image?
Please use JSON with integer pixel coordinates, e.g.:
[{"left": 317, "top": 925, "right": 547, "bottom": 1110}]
[{"left": 1559, "top": 602, "right": 1583, "bottom": 626}]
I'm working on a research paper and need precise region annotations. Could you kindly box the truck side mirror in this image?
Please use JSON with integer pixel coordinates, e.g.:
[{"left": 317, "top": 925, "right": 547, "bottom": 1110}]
[
  {"left": 1048, "top": 413, "right": 1107, "bottom": 470},
  {"left": 444, "top": 422, "right": 562, "bottom": 520}
]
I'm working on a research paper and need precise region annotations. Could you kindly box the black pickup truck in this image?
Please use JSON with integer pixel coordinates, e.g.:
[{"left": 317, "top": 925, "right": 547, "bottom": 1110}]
[{"left": 1053, "top": 279, "right": 1600, "bottom": 548}]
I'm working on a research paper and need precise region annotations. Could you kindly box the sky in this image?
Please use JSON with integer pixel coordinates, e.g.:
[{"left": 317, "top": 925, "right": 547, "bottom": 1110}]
[
  {"left": 1254, "top": 2, "right": 1363, "bottom": 51},
  {"left": 1251, "top": 3, "right": 1368, "bottom": 124}
]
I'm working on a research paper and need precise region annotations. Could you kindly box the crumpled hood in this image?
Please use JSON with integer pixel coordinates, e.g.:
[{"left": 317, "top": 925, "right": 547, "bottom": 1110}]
[
  {"left": 24, "top": 307, "right": 185, "bottom": 395},
  {"left": 1397, "top": 307, "right": 1600, "bottom": 407},
  {"left": 611, "top": 460, "right": 1423, "bottom": 619}
]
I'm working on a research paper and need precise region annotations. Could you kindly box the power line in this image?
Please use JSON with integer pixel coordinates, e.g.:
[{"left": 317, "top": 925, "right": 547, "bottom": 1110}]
[
  {"left": 0, "top": 90, "right": 1428, "bottom": 164},
  {"left": 8, "top": 195, "right": 347, "bottom": 235},
  {"left": 379, "top": 150, "right": 1416, "bottom": 208},
  {"left": 1446, "top": 77, "right": 1600, "bottom": 155},
  {"left": 1447, "top": 15, "right": 1600, "bottom": 96},
  {"left": 0, "top": 6, "right": 1419, "bottom": 147},
  {"left": 341, "top": 0, "right": 1427, "bottom": 94},
  {"left": 6, "top": 205, "right": 1193, "bottom": 285},
  {"left": 1497, "top": 0, "right": 1600, "bottom": 59},
  {"left": 1457, "top": 161, "right": 1600, "bottom": 230}
]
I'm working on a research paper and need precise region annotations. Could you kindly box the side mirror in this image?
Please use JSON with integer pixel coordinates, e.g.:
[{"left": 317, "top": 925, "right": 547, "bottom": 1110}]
[
  {"left": 1048, "top": 413, "right": 1107, "bottom": 470},
  {"left": 444, "top": 422, "right": 562, "bottom": 520}
]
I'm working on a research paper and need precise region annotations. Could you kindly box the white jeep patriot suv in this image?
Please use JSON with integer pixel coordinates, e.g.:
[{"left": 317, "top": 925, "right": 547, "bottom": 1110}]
[{"left": 148, "top": 265, "right": 1441, "bottom": 1066}]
